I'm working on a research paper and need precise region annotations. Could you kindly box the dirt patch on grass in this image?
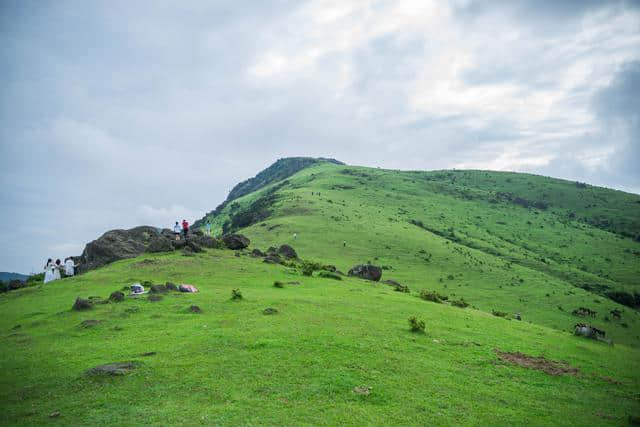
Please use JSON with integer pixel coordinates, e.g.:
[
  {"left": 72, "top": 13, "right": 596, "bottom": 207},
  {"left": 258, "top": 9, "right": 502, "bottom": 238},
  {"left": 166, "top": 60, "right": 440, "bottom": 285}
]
[{"left": 495, "top": 350, "right": 579, "bottom": 376}]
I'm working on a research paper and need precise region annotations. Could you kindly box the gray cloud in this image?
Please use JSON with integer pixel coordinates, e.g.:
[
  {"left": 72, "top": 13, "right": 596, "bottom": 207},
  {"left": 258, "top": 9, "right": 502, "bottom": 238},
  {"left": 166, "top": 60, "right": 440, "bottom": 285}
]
[{"left": 1, "top": 1, "right": 639, "bottom": 273}]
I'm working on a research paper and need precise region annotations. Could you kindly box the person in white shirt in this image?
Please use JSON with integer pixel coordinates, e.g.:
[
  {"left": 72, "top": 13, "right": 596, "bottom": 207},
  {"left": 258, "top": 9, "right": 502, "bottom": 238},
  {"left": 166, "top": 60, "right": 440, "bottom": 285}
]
[
  {"left": 173, "top": 221, "right": 181, "bottom": 240},
  {"left": 64, "top": 257, "right": 77, "bottom": 277}
]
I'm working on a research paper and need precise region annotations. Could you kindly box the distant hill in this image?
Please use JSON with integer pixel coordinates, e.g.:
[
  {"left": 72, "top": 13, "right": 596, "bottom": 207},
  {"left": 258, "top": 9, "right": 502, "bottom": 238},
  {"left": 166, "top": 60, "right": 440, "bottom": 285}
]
[
  {"left": 0, "top": 272, "right": 29, "bottom": 282},
  {"left": 193, "top": 157, "right": 343, "bottom": 228}
]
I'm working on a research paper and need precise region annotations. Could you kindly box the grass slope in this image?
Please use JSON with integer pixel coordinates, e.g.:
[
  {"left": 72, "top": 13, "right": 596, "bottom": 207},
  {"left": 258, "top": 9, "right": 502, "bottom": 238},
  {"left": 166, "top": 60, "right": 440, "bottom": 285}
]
[
  {"left": 1, "top": 249, "right": 639, "bottom": 425},
  {"left": 202, "top": 163, "right": 640, "bottom": 346}
]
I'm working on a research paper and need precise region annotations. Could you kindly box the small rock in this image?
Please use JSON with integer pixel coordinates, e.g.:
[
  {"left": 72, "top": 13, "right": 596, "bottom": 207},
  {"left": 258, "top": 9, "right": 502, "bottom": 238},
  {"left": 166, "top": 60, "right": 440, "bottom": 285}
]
[
  {"left": 72, "top": 297, "right": 92, "bottom": 311},
  {"left": 263, "top": 254, "right": 282, "bottom": 264},
  {"left": 251, "top": 248, "right": 265, "bottom": 257},
  {"left": 348, "top": 264, "right": 382, "bottom": 281},
  {"left": 165, "top": 282, "right": 177, "bottom": 291},
  {"left": 190, "top": 305, "right": 202, "bottom": 313},
  {"left": 109, "top": 291, "right": 125, "bottom": 302},
  {"left": 150, "top": 284, "right": 167, "bottom": 293},
  {"left": 263, "top": 307, "right": 278, "bottom": 315},
  {"left": 49, "top": 411, "right": 61, "bottom": 418},
  {"left": 80, "top": 319, "right": 100, "bottom": 328},
  {"left": 86, "top": 361, "right": 138, "bottom": 376},
  {"left": 141, "top": 351, "right": 156, "bottom": 357}
]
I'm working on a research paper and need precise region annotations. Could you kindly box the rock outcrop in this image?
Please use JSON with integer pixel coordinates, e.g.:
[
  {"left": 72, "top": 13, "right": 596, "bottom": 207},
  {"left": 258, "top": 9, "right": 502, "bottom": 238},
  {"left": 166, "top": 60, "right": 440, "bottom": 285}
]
[
  {"left": 76, "top": 226, "right": 165, "bottom": 273},
  {"left": 348, "top": 264, "right": 382, "bottom": 281}
]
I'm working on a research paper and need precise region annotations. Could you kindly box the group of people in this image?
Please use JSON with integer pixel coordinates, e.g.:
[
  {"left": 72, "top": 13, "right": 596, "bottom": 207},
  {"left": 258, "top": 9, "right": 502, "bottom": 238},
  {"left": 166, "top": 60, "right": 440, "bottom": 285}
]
[
  {"left": 43, "top": 257, "right": 78, "bottom": 283},
  {"left": 172, "top": 219, "right": 213, "bottom": 240}
]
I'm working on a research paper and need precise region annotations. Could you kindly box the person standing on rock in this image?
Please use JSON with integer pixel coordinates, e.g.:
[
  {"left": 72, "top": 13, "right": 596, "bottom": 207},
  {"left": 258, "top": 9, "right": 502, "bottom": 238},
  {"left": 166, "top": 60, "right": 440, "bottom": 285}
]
[
  {"left": 182, "top": 219, "right": 189, "bottom": 239},
  {"left": 173, "top": 221, "right": 181, "bottom": 240},
  {"left": 206, "top": 221, "right": 212, "bottom": 236}
]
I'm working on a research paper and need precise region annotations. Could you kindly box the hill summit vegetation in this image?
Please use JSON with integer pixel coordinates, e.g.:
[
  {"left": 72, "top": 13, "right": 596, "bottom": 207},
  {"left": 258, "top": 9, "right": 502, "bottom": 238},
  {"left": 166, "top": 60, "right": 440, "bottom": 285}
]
[{"left": 1, "top": 158, "right": 639, "bottom": 425}]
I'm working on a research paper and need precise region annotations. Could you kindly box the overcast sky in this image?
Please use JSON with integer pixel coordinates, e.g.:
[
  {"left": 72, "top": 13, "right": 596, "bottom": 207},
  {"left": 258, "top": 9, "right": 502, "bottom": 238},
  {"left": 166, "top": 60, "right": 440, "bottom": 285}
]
[{"left": 1, "top": 0, "right": 639, "bottom": 274}]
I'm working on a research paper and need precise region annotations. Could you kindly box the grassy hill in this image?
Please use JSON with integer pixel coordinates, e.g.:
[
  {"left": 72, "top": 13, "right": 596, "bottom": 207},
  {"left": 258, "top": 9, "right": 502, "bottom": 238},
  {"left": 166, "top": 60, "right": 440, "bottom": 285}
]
[{"left": 1, "top": 160, "right": 639, "bottom": 425}]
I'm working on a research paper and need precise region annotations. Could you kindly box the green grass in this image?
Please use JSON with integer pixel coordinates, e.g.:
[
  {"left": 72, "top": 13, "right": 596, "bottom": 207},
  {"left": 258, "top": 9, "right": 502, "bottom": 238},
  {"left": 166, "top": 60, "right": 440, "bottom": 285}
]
[
  {"left": 1, "top": 250, "right": 639, "bottom": 425},
  {"left": 2, "top": 161, "right": 639, "bottom": 425}
]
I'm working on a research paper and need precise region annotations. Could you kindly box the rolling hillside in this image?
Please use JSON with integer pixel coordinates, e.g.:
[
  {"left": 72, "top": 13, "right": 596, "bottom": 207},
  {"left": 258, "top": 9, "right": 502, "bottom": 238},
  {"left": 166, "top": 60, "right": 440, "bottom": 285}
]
[{"left": 1, "top": 159, "right": 639, "bottom": 425}]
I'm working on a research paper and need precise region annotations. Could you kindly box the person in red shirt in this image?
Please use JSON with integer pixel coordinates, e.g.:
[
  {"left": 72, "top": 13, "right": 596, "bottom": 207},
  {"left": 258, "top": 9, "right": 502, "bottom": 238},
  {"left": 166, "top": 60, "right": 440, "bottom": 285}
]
[{"left": 182, "top": 219, "right": 189, "bottom": 239}]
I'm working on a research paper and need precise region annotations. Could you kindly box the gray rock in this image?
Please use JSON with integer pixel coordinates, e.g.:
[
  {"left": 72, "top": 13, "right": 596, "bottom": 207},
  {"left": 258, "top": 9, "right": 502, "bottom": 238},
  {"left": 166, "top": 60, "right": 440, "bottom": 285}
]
[
  {"left": 278, "top": 244, "right": 298, "bottom": 259},
  {"left": 146, "top": 236, "right": 174, "bottom": 253},
  {"left": 86, "top": 361, "right": 138, "bottom": 376},
  {"left": 348, "top": 264, "right": 382, "bottom": 281},
  {"left": 222, "top": 234, "right": 250, "bottom": 250},
  {"left": 72, "top": 297, "right": 92, "bottom": 311}
]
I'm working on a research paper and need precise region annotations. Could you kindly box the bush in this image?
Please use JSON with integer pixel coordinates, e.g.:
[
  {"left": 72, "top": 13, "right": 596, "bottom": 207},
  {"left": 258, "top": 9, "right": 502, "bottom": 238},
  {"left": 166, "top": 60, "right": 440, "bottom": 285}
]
[
  {"left": 27, "top": 273, "right": 44, "bottom": 284},
  {"left": 231, "top": 289, "right": 243, "bottom": 300},
  {"left": 318, "top": 271, "right": 342, "bottom": 280},
  {"left": 420, "top": 290, "right": 447, "bottom": 303},
  {"left": 492, "top": 310, "right": 508, "bottom": 318},
  {"left": 273, "top": 281, "right": 284, "bottom": 288},
  {"left": 450, "top": 298, "right": 469, "bottom": 308},
  {"left": 408, "top": 316, "right": 426, "bottom": 333}
]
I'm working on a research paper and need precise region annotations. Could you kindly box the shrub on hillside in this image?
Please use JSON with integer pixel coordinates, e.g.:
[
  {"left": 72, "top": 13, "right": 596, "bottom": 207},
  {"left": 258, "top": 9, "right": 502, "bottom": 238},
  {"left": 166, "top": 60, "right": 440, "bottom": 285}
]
[
  {"left": 420, "top": 290, "right": 447, "bottom": 303},
  {"left": 27, "top": 273, "right": 44, "bottom": 284},
  {"left": 450, "top": 298, "right": 469, "bottom": 308},
  {"left": 273, "top": 281, "right": 284, "bottom": 288},
  {"left": 492, "top": 310, "right": 508, "bottom": 318},
  {"left": 408, "top": 316, "right": 426, "bottom": 333},
  {"left": 231, "top": 289, "right": 243, "bottom": 300},
  {"left": 605, "top": 290, "right": 640, "bottom": 309},
  {"left": 318, "top": 271, "right": 342, "bottom": 280}
]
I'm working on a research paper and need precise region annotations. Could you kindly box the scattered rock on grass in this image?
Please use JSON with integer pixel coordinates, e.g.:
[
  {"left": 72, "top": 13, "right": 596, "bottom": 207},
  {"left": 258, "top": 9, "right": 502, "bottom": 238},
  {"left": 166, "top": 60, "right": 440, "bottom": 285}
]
[
  {"left": 49, "top": 411, "right": 61, "bottom": 418},
  {"left": 150, "top": 284, "right": 167, "bottom": 293},
  {"left": 263, "top": 307, "right": 278, "bottom": 315},
  {"left": 278, "top": 244, "right": 298, "bottom": 259},
  {"left": 148, "top": 294, "right": 163, "bottom": 302},
  {"left": 86, "top": 361, "right": 138, "bottom": 376},
  {"left": 263, "top": 254, "right": 282, "bottom": 264},
  {"left": 222, "top": 233, "right": 250, "bottom": 250},
  {"left": 80, "top": 319, "right": 100, "bottom": 328},
  {"left": 348, "top": 264, "right": 382, "bottom": 281},
  {"left": 165, "top": 282, "right": 177, "bottom": 291},
  {"left": 109, "top": 291, "right": 125, "bottom": 302},
  {"left": 141, "top": 352, "right": 156, "bottom": 357},
  {"left": 251, "top": 249, "right": 265, "bottom": 257},
  {"left": 190, "top": 305, "right": 202, "bottom": 313},
  {"left": 72, "top": 297, "right": 92, "bottom": 311}
]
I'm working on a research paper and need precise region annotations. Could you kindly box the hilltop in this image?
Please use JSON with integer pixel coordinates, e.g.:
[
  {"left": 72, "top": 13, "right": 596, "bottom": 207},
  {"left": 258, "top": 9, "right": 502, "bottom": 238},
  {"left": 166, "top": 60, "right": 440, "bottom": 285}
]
[{"left": 1, "top": 158, "right": 639, "bottom": 425}]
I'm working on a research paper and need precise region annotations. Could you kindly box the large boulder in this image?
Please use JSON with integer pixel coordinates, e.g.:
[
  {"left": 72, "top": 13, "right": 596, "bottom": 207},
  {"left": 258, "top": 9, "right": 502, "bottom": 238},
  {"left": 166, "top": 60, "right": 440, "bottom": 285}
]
[
  {"left": 278, "top": 244, "right": 298, "bottom": 259},
  {"left": 76, "top": 226, "right": 163, "bottom": 273},
  {"left": 348, "top": 264, "right": 382, "bottom": 281},
  {"left": 146, "top": 236, "right": 174, "bottom": 253},
  {"left": 222, "top": 234, "right": 250, "bottom": 250},
  {"left": 189, "top": 234, "right": 221, "bottom": 249}
]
